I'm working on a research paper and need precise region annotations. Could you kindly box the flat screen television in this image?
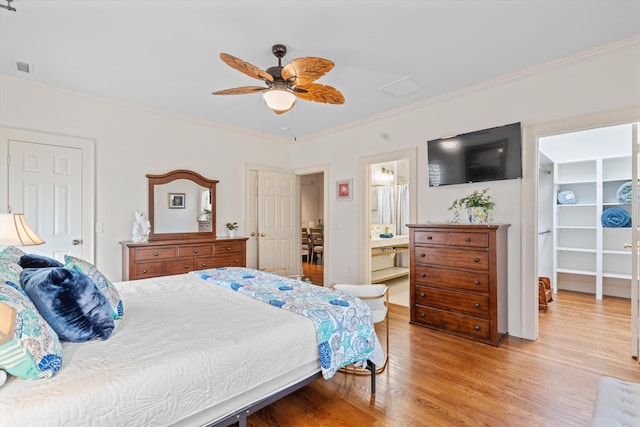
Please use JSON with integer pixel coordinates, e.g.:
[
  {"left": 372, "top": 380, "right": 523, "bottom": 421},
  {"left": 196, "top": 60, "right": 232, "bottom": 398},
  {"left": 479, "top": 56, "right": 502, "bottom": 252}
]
[{"left": 427, "top": 122, "right": 522, "bottom": 187}]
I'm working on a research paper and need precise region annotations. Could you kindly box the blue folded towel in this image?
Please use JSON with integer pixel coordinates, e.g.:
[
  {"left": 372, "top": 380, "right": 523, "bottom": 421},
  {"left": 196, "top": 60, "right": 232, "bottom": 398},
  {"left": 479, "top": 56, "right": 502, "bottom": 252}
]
[
  {"left": 616, "top": 182, "right": 634, "bottom": 204},
  {"left": 601, "top": 207, "right": 632, "bottom": 228},
  {"left": 379, "top": 233, "right": 394, "bottom": 238},
  {"left": 557, "top": 190, "right": 576, "bottom": 205}
]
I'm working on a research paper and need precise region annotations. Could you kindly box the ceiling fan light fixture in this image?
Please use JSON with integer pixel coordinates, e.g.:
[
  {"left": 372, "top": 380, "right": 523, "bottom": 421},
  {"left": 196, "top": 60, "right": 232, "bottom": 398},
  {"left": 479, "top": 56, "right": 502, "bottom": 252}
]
[{"left": 262, "top": 89, "right": 296, "bottom": 111}]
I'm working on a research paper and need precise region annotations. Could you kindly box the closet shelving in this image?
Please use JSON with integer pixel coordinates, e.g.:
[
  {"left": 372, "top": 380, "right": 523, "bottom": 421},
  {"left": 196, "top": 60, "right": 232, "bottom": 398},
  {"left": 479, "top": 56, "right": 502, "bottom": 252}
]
[{"left": 553, "top": 155, "right": 632, "bottom": 299}]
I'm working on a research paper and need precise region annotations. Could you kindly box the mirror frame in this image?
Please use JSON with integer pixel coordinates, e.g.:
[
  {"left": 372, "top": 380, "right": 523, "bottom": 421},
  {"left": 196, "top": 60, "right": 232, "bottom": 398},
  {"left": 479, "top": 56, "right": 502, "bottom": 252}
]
[{"left": 147, "top": 169, "right": 218, "bottom": 241}]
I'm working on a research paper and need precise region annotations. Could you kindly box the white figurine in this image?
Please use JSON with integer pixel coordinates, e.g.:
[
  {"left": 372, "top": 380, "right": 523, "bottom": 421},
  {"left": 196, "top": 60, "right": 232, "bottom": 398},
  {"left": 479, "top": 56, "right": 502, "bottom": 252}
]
[{"left": 132, "top": 210, "right": 151, "bottom": 243}]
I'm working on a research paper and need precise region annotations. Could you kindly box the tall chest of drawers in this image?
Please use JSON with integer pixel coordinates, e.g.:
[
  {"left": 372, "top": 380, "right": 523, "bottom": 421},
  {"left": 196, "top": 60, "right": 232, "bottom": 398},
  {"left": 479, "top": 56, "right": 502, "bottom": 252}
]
[
  {"left": 407, "top": 223, "right": 509, "bottom": 346},
  {"left": 121, "top": 237, "right": 247, "bottom": 280}
]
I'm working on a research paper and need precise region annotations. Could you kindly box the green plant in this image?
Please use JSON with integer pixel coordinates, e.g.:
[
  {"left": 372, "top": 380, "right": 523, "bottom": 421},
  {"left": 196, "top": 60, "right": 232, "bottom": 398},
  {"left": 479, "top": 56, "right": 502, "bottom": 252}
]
[
  {"left": 226, "top": 222, "right": 238, "bottom": 231},
  {"left": 448, "top": 188, "right": 495, "bottom": 223}
]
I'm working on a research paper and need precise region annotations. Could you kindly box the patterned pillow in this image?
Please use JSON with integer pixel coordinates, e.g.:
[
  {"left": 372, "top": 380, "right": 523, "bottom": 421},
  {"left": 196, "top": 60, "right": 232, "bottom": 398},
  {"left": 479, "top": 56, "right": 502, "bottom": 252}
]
[
  {"left": 0, "top": 271, "right": 63, "bottom": 380},
  {"left": 0, "top": 246, "right": 26, "bottom": 264},
  {"left": 64, "top": 255, "right": 124, "bottom": 320},
  {"left": 21, "top": 267, "right": 115, "bottom": 342}
]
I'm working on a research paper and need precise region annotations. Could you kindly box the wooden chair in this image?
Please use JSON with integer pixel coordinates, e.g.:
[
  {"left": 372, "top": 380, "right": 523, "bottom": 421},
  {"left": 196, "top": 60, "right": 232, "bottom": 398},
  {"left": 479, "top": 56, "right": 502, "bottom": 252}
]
[
  {"left": 301, "top": 228, "right": 311, "bottom": 263},
  {"left": 309, "top": 227, "right": 324, "bottom": 265},
  {"left": 538, "top": 276, "right": 553, "bottom": 311}
]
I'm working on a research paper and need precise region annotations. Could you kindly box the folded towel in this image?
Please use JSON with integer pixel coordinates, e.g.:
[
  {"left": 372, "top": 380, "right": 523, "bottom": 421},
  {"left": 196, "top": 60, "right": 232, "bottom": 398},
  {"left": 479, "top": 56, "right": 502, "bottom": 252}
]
[
  {"left": 557, "top": 190, "right": 576, "bottom": 205},
  {"left": 379, "top": 233, "right": 394, "bottom": 238},
  {"left": 616, "top": 181, "right": 634, "bottom": 204},
  {"left": 601, "top": 207, "right": 632, "bottom": 228}
]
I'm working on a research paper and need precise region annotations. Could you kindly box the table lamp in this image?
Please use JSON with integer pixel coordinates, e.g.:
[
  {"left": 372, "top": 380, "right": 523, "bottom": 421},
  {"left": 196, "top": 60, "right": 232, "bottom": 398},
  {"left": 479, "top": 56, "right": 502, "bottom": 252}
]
[{"left": 0, "top": 210, "right": 45, "bottom": 247}]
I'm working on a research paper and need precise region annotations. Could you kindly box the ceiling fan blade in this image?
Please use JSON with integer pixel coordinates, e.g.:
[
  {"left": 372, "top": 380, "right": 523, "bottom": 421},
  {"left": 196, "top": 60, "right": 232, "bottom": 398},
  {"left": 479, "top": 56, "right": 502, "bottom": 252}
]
[
  {"left": 273, "top": 100, "right": 296, "bottom": 115},
  {"left": 219, "top": 53, "right": 274, "bottom": 83},
  {"left": 212, "top": 86, "right": 268, "bottom": 95},
  {"left": 293, "top": 83, "right": 345, "bottom": 104},
  {"left": 281, "top": 57, "right": 334, "bottom": 86}
]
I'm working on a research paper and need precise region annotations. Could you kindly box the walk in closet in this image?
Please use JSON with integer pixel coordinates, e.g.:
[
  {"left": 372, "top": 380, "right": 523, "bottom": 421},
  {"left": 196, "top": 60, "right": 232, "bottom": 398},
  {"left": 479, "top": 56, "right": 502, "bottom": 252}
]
[{"left": 540, "top": 123, "right": 634, "bottom": 300}]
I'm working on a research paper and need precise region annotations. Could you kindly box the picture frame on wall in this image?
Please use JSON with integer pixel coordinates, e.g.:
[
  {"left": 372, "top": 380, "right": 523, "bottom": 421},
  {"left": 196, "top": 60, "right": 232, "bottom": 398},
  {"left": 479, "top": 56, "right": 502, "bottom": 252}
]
[
  {"left": 336, "top": 178, "right": 353, "bottom": 201},
  {"left": 168, "top": 193, "right": 185, "bottom": 209}
]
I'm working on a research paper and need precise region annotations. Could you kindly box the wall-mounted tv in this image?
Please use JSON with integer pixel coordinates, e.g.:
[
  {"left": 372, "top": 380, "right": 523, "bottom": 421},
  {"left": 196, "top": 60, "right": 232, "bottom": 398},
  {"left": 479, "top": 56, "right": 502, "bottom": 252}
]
[{"left": 427, "top": 122, "right": 522, "bottom": 187}]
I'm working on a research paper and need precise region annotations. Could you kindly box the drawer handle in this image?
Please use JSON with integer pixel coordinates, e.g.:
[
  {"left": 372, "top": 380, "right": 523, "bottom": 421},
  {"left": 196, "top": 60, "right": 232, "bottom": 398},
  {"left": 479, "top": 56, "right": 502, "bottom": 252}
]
[
  {"left": 420, "top": 273, "right": 426, "bottom": 278},
  {"left": 201, "top": 263, "right": 207, "bottom": 267},
  {"left": 154, "top": 252, "right": 159, "bottom": 257},
  {"left": 193, "top": 249, "right": 199, "bottom": 253},
  {"left": 184, "top": 264, "right": 189, "bottom": 269},
  {"left": 420, "top": 312, "right": 425, "bottom": 317},
  {"left": 474, "top": 303, "right": 480, "bottom": 308},
  {"left": 420, "top": 292, "right": 425, "bottom": 298},
  {"left": 233, "top": 259, "right": 240, "bottom": 264},
  {"left": 474, "top": 280, "right": 480, "bottom": 285},
  {"left": 427, "top": 236, "right": 433, "bottom": 240},
  {"left": 143, "top": 269, "right": 148, "bottom": 273},
  {"left": 420, "top": 253, "right": 426, "bottom": 257},
  {"left": 474, "top": 258, "right": 480, "bottom": 262},
  {"left": 465, "top": 237, "right": 471, "bottom": 242},
  {"left": 474, "top": 325, "right": 481, "bottom": 330},
  {"left": 226, "top": 246, "right": 232, "bottom": 251}
]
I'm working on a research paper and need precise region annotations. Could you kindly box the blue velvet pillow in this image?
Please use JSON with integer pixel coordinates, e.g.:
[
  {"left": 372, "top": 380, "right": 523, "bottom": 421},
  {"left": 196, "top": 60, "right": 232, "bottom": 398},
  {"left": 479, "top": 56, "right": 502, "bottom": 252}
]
[
  {"left": 19, "top": 254, "right": 64, "bottom": 269},
  {"left": 20, "top": 267, "right": 115, "bottom": 342}
]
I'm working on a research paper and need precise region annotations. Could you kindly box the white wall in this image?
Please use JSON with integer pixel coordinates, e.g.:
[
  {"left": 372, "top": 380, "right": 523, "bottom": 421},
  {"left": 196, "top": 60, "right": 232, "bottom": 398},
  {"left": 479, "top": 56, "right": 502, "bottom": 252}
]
[
  {"left": 300, "top": 172, "right": 323, "bottom": 229},
  {"left": 0, "top": 76, "right": 293, "bottom": 281},
  {"left": 1, "top": 38, "right": 638, "bottom": 339},
  {"left": 293, "top": 38, "right": 640, "bottom": 338}
]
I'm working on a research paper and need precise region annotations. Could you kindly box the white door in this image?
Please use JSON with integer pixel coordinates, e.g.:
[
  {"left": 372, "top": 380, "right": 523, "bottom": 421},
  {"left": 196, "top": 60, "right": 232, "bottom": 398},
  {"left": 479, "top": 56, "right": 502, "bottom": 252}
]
[
  {"left": 257, "top": 170, "right": 296, "bottom": 274},
  {"left": 632, "top": 122, "right": 639, "bottom": 360},
  {"left": 1, "top": 128, "right": 93, "bottom": 262}
]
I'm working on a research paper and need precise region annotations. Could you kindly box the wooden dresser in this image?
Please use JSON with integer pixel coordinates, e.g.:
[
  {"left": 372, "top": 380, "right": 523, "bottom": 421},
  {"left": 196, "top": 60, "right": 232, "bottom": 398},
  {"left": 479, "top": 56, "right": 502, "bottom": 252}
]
[
  {"left": 121, "top": 237, "right": 247, "bottom": 280},
  {"left": 407, "top": 223, "right": 509, "bottom": 346}
]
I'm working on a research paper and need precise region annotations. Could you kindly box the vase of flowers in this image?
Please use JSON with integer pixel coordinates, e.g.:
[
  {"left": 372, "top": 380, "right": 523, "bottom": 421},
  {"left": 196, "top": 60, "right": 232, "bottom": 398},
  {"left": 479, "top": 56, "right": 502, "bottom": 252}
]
[
  {"left": 226, "top": 222, "right": 238, "bottom": 238},
  {"left": 448, "top": 188, "right": 495, "bottom": 224}
]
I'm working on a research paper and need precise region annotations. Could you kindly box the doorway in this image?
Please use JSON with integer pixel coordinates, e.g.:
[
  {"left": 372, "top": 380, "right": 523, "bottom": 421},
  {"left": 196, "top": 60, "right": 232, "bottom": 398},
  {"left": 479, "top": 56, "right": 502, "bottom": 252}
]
[
  {"left": 0, "top": 127, "right": 95, "bottom": 261},
  {"left": 536, "top": 119, "right": 639, "bottom": 359},
  {"left": 539, "top": 123, "right": 633, "bottom": 298},
  {"left": 300, "top": 171, "right": 325, "bottom": 284},
  {"left": 362, "top": 148, "right": 417, "bottom": 306}
]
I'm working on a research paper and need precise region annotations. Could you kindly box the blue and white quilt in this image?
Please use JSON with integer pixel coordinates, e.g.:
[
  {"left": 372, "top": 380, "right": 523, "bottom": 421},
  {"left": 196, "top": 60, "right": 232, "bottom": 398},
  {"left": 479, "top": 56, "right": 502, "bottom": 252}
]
[{"left": 190, "top": 267, "right": 382, "bottom": 379}]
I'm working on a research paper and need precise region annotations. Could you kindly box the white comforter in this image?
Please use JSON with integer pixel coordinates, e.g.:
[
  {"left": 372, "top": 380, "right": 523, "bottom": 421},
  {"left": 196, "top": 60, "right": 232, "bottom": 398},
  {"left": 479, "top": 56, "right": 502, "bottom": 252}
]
[{"left": 0, "top": 274, "right": 320, "bottom": 426}]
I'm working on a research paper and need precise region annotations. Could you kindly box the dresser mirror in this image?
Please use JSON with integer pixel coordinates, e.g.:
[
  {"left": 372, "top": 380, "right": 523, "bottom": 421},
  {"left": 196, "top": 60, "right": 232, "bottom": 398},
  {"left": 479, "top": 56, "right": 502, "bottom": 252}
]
[{"left": 147, "top": 170, "right": 218, "bottom": 241}]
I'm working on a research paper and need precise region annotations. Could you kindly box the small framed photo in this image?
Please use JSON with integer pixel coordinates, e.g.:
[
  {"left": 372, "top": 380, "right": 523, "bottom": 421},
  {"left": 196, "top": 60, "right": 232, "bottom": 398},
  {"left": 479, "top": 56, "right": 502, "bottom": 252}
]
[
  {"left": 168, "top": 193, "right": 185, "bottom": 209},
  {"left": 336, "top": 179, "right": 352, "bottom": 201}
]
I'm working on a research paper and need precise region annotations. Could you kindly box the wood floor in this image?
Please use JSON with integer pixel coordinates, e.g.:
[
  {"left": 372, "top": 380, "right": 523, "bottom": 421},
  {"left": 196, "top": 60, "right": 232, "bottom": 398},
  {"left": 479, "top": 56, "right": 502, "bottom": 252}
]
[
  {"left": 247, "top": 290, "right": 640, "bottom": 426},
  {"left": 302, "top": 261, "right": 324, "bottom": 286}
]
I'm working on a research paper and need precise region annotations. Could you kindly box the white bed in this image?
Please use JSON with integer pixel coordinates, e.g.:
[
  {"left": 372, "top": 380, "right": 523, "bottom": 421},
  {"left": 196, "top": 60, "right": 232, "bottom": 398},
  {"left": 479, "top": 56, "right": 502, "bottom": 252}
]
[{"left": 1, "top": 270, "right": 381, "bottom": 426}]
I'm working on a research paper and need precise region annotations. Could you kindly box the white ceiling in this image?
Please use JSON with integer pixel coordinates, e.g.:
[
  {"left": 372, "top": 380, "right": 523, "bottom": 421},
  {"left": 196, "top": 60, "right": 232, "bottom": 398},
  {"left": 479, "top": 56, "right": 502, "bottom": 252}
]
[
  {"left": 1, "top": 1, "right": 639, "bottom": 141},
  {"left": 539, "top": 123, "right": 632, "bottom": 163}
]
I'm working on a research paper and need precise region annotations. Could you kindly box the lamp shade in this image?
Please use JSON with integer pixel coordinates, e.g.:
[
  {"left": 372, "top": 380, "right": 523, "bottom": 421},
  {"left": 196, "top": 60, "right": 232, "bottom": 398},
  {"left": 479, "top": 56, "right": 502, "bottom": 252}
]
[
  {"left": 0, "top": 213, "right": 45, "bottom": 246},
  {"left": 263, "top": 89, "right": 296, "bottom": 111}
]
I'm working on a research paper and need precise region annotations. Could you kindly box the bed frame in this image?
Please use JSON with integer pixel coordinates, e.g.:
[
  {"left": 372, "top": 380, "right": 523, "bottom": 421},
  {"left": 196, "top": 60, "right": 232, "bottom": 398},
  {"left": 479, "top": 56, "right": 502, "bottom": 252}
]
[{"left": 209, "top": 361, "right": 377, "bottom": 427}]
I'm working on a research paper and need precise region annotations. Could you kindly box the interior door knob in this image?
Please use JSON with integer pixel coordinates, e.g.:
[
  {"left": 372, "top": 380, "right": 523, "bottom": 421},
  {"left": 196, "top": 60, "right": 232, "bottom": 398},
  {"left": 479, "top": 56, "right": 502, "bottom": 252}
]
[
  {"left": 259, "top": 232, "right": 266, "bottom": 237},
  {"left": 72, "top": 239, "right": 82, "bottom": 245}
]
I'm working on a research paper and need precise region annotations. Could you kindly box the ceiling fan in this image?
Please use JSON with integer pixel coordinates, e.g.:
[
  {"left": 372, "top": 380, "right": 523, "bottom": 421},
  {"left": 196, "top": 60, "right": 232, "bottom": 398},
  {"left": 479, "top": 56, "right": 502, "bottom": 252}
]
[{"left": 212, "top": 44, "right": 345, "bottom": 114}]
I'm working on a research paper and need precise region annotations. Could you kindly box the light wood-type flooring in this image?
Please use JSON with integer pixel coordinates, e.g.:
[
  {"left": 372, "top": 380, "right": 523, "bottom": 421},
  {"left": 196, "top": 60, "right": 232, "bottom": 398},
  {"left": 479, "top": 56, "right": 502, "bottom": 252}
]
[{"left": 246, "top": 290, "right": 640, "bottom": 426}]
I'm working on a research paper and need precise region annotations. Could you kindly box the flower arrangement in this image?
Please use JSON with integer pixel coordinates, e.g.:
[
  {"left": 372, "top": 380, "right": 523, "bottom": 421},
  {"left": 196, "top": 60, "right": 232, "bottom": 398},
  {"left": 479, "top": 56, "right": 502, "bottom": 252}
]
[
  {"left": 448, "top": 188, "right": 495, "bottom": 224},
  {"left": 225, "top": 222, "right": 239, "bottom": 231}
]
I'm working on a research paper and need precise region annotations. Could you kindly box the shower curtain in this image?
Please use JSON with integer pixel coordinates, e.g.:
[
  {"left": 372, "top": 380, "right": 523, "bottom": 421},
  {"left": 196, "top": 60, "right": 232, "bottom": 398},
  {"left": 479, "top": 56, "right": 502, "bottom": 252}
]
[{"left": 376, "top": 186, "right": 395, "bottom": 225}]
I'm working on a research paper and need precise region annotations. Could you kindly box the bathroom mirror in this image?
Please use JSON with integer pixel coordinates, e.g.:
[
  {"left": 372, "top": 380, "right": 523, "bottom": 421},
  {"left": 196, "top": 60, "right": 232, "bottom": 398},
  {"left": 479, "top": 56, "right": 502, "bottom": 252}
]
[{"left": 147, "top": 170, "right": 218, "bottom": 241}]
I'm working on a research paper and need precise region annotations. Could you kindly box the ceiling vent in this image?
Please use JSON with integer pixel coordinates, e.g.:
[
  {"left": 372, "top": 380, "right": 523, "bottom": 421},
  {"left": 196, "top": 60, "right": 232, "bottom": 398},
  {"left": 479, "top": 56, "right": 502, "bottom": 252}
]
[
  {"left": 377, "top": 76, "right": 422, "bottom": 97},
  {"left": 16, "top": 61, "right": 31, "bottom": 74}
]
